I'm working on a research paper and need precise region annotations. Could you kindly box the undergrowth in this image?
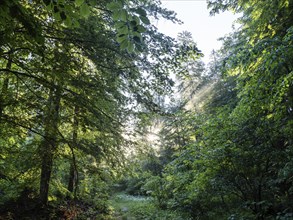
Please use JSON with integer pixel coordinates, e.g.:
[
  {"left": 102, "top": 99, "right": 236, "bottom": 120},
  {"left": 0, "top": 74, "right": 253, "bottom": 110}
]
[{"left": 110, "top": 193, "right": 188, "bottom": 220}]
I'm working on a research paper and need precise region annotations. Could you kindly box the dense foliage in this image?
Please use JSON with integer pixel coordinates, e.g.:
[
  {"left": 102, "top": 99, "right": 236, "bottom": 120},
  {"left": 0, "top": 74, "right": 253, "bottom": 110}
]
[
  {"left": 132, "top": 0, "right": 293, "bottom": 219},
  {"left": 0, "top": 0, "right": 292, "bottom": 219},
  {"left": 0, "top": 0, "right": 198, "bottom": 218}
]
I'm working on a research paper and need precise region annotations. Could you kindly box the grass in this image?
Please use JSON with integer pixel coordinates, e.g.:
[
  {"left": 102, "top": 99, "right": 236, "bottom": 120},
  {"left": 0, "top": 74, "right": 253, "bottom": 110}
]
[{"left": 109, "top": 193, "right": 186, "bottom": 220}]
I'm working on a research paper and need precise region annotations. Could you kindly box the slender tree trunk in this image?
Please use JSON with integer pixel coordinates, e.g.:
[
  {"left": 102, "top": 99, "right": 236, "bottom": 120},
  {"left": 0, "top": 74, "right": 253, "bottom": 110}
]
[
  {"left": 67, "top": 163, "right": 76, "bottom": 192},
  {"left": 68, "top": 106, "right": 79, "bottom": 196},
  {"left": 0, "top": 58, "right": 12, "bottom": 120},
  {"left": 39, "top": 86, "right": 61, "bottom": 205}
]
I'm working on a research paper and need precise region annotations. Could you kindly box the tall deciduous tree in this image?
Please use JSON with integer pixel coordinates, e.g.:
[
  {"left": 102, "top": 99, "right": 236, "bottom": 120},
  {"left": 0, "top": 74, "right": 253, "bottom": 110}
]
[
  {"left": 145, "top": 0, "right": 292, "bottom": 218},
  {"left": 0, "top": 0, "right": 199, "bottom": 207}
]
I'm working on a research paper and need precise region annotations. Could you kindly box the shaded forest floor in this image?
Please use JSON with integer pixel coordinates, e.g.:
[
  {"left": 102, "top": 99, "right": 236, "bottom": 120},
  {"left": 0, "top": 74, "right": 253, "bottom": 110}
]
[
  {"left": 110, "top": 193, "right": 153, "bottom": 220},
  {"left": 109, "top": 192, "right": 185, "bottom": 220},
  {"left": 0, "top": 192, "right": 185, "bottom": 220}
]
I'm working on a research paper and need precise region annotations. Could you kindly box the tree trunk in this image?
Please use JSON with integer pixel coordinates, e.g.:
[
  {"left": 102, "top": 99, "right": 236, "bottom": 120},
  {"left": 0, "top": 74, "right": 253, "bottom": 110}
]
[
  {"left": 39, "top": 86, "right": 61, "bottom": 205},
  {"left": 67, "top": 163, "right": 76, "bottom": 193},
  {"left": 68, "top": 106, "right": 79, "bottom": 195},
  {"left": 0, "top": 58, "right": 12, "bottom": 120}
]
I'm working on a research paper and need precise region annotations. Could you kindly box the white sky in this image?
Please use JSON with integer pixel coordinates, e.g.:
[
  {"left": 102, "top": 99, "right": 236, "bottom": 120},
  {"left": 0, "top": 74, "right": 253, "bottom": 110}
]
[{"left": 156, "top": 0, "right": 240, "bottom": 64}]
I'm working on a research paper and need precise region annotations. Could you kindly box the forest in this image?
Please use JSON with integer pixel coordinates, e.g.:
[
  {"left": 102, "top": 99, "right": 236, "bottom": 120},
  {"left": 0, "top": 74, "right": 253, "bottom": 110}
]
[{"left": 0, "top": 0, "right": 292, "bottom": 219}]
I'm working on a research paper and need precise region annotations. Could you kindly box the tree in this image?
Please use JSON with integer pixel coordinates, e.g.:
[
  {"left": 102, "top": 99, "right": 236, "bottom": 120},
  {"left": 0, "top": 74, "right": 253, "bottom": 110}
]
[
  {"left": 0, "top": 0, "right": 199, "bottom": 209},
  {"left": 144, "top": 0, "right": 293, "bottom": 218}
]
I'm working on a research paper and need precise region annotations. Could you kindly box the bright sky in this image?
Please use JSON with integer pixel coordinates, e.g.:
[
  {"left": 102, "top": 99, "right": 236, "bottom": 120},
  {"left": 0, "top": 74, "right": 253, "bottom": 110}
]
[{"left": 156, "top": 0, "right": 240, "bottom": 64}]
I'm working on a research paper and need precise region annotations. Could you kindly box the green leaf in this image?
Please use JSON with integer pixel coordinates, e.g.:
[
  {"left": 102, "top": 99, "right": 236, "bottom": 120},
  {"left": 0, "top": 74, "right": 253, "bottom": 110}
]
[
  {"left": 89, "top": 0, "right": 96, "bottom": 6},
  {"left": 75, "top": 0, "right": 84, "bottom": 7},
  {"left": 135, "top": 8, "right": 147, "bottom": 17},
  {"left": 80, "top": 4, "right": 90, "bottom": 17},
  {"left": 127, "top": 43, "right": 134, "bottom": 53},
  {"left": 114, "top": 21, "right": 125, "bottom": 29},
  {"left": 135, "top": 45, "right": 143, "bottom": 52},
  {"left": 64, "top": 16, "right": 72, "bottom": 27},
  {"left": 133, "top": 36, "right": 141, "bottom": 43},
  {"left": 112, "top": 11, "right": 120, "bottom": 21},
  {"left": 140, "top": 16, "right": 150, "bottom": 25},
  {"left": 120, "top": 9, "right": 128, "bottom": 21},
  {"left": 72, "top": 19, "right": 80, "bottom": 28},
  {"left": 130, "top": 20, "right": 137, "bottom": 27},
  {"left": 120, "top": 39, "right": 129, "bottom": 50},
  {"left": 132, "top": 15, "right": 140, "bottom": 25},
  {"left": 106, "top": 2, "right": 122, "bottom": 11},
  {"left": 53, "top": 12, "right": 61, "bottom": 21},
  {"left": 136, "top": 25, "right": 146, "bottom": 33},
  {"left": 45, "top": 2, "right": 53, "bottom": 11},
  {"left": 118, "top": 26, "right": 129, "bottom": 35},
  {"left": 116, "top": 35, "right": 127, "bottom": 43},
  {"left": 64, "top": 5, "right": 72, "bottom": 13},
  {"left": 133, "top": 31, "right": 142, "bottom": 38}
]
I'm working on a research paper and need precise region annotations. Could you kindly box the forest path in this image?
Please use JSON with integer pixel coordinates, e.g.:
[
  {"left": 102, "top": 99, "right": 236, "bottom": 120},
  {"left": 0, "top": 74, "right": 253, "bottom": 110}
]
[
  {"left": 109, "top": 192, "right": 186, "bottom": 220},
  {"left": 109, "top": 193, "right": 152, "bottom": 220}
]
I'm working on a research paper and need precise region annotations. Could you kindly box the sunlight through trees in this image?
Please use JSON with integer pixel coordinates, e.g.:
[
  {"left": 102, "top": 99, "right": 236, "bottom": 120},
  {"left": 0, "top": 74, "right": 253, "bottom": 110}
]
[{"left": 0, "top": 0, "right": 292, "bottom": 219}]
